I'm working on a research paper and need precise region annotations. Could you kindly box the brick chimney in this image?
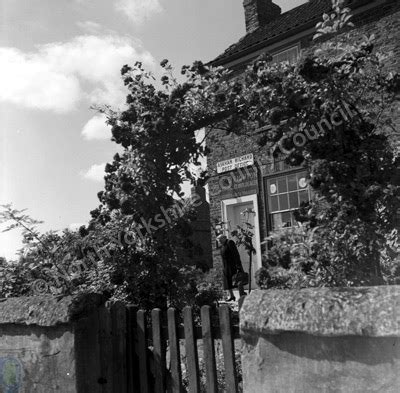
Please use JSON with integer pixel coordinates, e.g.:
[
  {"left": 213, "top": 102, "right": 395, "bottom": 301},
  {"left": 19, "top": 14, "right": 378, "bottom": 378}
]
[{"left": 243, "top": 0, "right": 282, "bottom": 33}]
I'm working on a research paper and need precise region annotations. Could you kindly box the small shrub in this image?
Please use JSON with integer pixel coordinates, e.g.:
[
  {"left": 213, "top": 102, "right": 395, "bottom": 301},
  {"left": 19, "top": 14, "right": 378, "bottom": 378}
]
[
  {"left": 254, "top": 266, "right": 271, "bottom": 289},
  {"left": 195, "top": 268, "right": 224, "bottom": 305},
  {"left": 256, "top": 225, "right": 316, "bottom": 289}
]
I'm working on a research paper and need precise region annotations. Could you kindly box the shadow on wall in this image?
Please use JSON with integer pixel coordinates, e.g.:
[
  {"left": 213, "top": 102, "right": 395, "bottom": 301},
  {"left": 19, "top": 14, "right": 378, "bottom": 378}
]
[{"left": 253, "top": 332, "right": 400, "bottom": 365}]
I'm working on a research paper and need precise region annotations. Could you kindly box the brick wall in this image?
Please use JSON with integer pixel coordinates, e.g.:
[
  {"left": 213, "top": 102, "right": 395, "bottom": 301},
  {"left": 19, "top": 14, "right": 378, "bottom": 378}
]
[
  {"left": 207, "top": 128, "right": 271, "bottom": 271},
  {"left": 243, "top": 0, "right": 282, "bottom": 34}
]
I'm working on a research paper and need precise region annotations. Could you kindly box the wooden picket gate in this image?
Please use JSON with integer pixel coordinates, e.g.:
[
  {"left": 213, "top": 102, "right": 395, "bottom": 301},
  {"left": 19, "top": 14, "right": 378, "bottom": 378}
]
[{"left": 102, "top": 303, "right": 241, "bottom": 393}]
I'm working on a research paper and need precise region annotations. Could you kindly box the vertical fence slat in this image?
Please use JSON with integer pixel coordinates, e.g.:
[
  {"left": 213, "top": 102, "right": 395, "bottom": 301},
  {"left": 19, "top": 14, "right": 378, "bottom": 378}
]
[
  {"left": 219, "top": 304, "right": 238, "bottom": 393},
  {"left": 152, "top": 308, "right": 166, "bottom": 393},
  {"left": 137, "top": 310, "right": 150, "bottom": 393},
  {"left": 201, "top": 305, "right": 218, "bottom": 393},
  {"left": 127, "top": 305, "right": 139, "bottom": 393},
  {"left": 111, "top": 302, "right": 127, "bottom": 393},
  {"left": 168, "top": 308, "right": 183, "bottom": 393},
  {"left": 183, "top": 306, "right": 201, "bottom": 393},
  {"left": 98, "top": 305, "right": 113, "bottom": 393},
  {"left": 126, "top": 306, "right": 133, "bottom": 392}
]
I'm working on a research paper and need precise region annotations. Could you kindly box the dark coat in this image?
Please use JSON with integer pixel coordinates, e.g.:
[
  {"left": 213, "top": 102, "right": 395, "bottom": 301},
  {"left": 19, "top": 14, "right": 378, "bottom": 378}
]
[{"left": 221, "top": 240, "right": 243, "bottom": 290}]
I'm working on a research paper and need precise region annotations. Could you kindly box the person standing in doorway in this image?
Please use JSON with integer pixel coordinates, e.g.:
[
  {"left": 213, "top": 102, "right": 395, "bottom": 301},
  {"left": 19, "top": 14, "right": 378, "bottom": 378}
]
[{"left": 217, "top": 234, "right": 246, "bottom": 301}]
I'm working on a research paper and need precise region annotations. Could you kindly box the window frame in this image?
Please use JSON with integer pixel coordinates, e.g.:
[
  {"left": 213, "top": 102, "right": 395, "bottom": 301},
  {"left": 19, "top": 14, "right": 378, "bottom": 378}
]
[
  {"left": 263, "top": 169, "right": 311, "bottom": 232},
  {"left": 271, "top": 44, "right": 301, "bottom": 65},
  {"left": 267, "top": 172, "right": 311, "bottom": 214}
]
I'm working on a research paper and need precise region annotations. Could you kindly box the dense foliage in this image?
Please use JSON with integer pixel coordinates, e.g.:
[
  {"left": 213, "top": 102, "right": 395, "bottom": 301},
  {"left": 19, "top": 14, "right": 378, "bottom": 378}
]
[
  {"left": 0, "top": 205, "right": 223, "bottom": 309},
  {"left": 251, "top": 2, "right": 400, "bottom": 287}
]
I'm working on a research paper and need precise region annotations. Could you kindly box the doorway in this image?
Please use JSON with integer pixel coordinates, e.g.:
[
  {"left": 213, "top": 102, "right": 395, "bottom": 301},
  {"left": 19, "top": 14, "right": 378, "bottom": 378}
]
[{"left": 221, "top": 194, "right": 262, "bottom": 290}]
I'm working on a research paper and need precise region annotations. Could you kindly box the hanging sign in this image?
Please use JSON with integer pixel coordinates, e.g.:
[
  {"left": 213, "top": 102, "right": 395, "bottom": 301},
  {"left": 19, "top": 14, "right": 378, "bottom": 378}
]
[{"left": 216, "top": 153, "right": 254, "bottom": 174}]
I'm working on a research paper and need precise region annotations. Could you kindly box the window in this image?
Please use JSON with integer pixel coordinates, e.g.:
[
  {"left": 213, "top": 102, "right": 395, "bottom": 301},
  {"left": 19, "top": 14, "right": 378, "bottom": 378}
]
[
  {"left": 265, "top": 171, "right": 311, "bottom": 230},
  {"left": 271, "top": 45, "right": 300, "bottom": 65}
]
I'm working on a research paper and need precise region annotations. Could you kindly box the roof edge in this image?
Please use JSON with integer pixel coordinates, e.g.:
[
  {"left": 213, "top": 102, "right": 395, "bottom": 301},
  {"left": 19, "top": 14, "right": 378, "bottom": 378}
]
[{"left": 210, "top": 0, "right": 387, "bottom": 67}]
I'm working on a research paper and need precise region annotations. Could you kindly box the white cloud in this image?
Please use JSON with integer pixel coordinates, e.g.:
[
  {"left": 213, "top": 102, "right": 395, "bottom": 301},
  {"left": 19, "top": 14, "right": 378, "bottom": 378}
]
[
  {"left": 82, "top": 114, "right": 111, "bottom": 140},
  {"left": 0, "top": 35, "right": 155, "bottom": 112},
  {"left": 76, "top": 21, "right": 103, "bottom": 35},
  {"left": 115, "top": 0, "right": 163, "bottom": 24},
  {"left": 81, "top": 163, "right": 106, "bottom": 182},
  {"left": 0, "top": 48, "right": 81, "bottom": 113}
]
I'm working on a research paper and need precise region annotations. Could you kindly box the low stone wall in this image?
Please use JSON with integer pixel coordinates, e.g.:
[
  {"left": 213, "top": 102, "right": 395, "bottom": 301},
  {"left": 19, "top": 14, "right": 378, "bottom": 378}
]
[
  {"left": 240, "top": 286, "right": 400, "bottom": 393},
  {"left": 0, "top": 293, "right": 108, "bottom": 393}
]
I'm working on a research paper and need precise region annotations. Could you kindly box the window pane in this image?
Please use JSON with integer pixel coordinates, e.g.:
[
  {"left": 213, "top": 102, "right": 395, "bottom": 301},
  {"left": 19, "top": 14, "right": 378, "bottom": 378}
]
[
  {"left": 290, "top": 211, "right": 298, "bottom": 226},
  {"left": 288, "top": 174, "right": 297, "bottom": 191},
  {"left": 279, "top": 194, "right": 289, "bottom": 211},
  {"left": 277, "top": 178, "right": 287, "bottom": 193},
  {"left": 270, "top": 196, "right": 279, "bottom": 212},
  {"left": 272, "top": 46, "right": 299, "bottom": 65},
  {"left": 281, "top": 211, "right": 292, "bottom": 227},
  {"left": 289, "top": 192, "right": 299, "bottom": 209},
  {"left": 272, "top": 213, "right": 281, "bottom": 230},
  {"left": 298, "top": 175, "right": 308, "bottom": 189},
  {"left": 269, "top": 179, "right": 277, "bottom": 195},
  {"left": 299, "top": 190, "right": 309, "bottom": 204}
]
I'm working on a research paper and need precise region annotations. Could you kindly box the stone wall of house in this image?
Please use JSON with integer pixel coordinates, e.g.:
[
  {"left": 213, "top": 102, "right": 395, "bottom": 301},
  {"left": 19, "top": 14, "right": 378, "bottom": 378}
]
[
  {"left": 206, "top": 5, "right": 400, "bottom": 273},
  {"left": 240, "top": 285, "right": 400, "bottom": 393},
  {"left": 0, "top": 294, "right": 114, "bottom": 393}
]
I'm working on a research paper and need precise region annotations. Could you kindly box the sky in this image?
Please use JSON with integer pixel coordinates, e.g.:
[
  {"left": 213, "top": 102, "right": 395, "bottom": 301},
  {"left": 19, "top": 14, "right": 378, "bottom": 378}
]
[{"left": 0, "top": 0, "right": 307, "bottom": 259}]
